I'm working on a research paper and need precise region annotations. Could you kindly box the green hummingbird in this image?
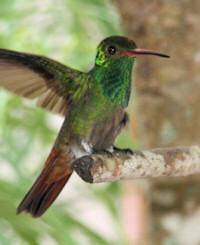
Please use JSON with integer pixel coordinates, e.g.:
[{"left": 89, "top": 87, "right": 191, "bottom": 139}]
[{"left": 0, "top": 36, "right": 169, "bottom": 217}]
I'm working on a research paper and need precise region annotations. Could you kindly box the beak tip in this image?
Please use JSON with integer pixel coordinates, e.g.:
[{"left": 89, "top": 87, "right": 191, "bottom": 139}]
[{"left": 163, "top": 54, "right": 170, "bottom": 58}]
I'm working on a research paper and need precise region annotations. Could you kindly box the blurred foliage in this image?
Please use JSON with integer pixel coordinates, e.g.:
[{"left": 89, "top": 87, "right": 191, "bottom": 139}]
[
  {"left": 0, "top": 0, "right": 123, "bottom": 69},
  {"left": 0, "top": 0, "right": 133, "bottom": 245}
]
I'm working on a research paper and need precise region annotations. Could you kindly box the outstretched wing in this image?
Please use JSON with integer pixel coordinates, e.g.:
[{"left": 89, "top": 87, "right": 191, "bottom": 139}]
[{"left": 0, "top": 49, "right": 87, "bottom": 116}]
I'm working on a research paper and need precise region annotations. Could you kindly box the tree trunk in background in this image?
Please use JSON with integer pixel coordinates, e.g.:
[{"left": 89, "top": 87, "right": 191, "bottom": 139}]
[{"left": 115, "top": 0, "right": 200, "bottom": 244}]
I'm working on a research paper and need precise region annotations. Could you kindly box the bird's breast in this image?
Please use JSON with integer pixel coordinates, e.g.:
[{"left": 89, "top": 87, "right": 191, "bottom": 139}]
[{"left": 65, "top": 89, "right": 127, "bottom": 151}]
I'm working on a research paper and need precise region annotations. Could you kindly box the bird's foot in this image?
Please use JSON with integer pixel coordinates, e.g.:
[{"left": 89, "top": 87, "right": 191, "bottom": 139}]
[
  {"left": 113, "top": 146, "right": 134, "bottom": 155},
  {"left": 92, "top": 149, "right": 113, "bottom": 158}
]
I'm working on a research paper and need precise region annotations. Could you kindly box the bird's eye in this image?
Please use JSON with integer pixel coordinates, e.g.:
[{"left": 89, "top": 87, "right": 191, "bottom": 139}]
[{"left": 107, "top": 46, "right": 116, "bottom": 55}]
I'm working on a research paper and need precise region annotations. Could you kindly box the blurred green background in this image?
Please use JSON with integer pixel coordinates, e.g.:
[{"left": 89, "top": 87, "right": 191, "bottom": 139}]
[
  {"left": 3, "top": 0, "right": 198, "bottom": 244},
  {"left": 0, "top": 0, "right": 135, "bottom": 244}
]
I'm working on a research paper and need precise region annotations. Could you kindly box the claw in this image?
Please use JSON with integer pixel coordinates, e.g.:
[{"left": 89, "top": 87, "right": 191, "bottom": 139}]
[
  {"left": 92, "top": 149, "right": 113, "bottom": 158},
  {"left": 113, "top": 147, "right": 134, "bottom": 155}
]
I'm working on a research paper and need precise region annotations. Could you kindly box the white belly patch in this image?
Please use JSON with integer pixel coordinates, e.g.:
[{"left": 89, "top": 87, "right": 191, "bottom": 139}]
[{"left": 71, "top": 140, "right": 92, "bottom": 159}]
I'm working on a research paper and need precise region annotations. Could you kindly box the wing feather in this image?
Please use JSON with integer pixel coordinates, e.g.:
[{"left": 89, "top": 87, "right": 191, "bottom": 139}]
[{"left": 0, "top": 49, "right": 87, "bottom": 116}]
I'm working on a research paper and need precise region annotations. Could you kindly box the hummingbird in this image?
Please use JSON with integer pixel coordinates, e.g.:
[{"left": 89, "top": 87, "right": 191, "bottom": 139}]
[{"left": 0, "top": 36, "right": 169, "bottom": 217}]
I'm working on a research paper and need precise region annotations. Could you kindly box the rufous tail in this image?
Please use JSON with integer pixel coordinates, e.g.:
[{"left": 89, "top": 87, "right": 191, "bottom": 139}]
[{"left": 17, "top": 146, "right": 74, "bottom": 217}]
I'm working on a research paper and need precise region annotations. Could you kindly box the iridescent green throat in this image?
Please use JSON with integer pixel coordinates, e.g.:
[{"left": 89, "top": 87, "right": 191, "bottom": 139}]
[{"left": 90, "top": 56, "right": 135, "bottom": 108}]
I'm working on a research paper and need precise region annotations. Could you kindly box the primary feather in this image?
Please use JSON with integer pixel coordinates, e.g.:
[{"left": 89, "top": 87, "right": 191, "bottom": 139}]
[{"left": 0, "top": 49, "right": 85, "bottom": 116}]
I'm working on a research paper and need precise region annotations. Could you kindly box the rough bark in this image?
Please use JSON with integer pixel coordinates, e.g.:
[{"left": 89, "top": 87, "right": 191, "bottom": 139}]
[{"left": 73, "top": 146, "right": 200, "bottom": 183}]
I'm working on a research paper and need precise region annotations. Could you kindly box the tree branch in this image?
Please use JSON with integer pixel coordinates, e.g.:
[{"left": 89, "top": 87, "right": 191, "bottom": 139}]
[{"left": 73, "top": 145, "right": 200, "bottom": 183}]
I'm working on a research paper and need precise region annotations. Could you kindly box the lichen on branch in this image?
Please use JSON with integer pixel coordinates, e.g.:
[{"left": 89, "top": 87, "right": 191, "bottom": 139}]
[{"left": 73, "top": 145, "right": 200, "bottom": 183}]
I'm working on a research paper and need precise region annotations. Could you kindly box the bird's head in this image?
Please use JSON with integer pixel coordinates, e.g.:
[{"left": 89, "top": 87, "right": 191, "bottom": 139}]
[{"left": 95, "top": 36, "right": 169, "bottom": 67}]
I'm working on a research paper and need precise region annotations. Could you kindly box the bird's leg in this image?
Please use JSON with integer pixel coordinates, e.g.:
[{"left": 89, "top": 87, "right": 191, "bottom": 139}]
[
  {"left": 112, "top": 146, "right": 134, "bottom": 155},
  {"left": 92, "top": 146, "right": 133, "bottom": 157},
  {"left": 91, "top": 148, "right": 113, "bottom": 158}
]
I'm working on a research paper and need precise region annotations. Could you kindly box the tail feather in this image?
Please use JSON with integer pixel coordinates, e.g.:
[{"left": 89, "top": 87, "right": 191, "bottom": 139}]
[
  {"left": 17, "top": 147, "right": 73, "bottom": 217},
  {"left": 19, "top": 176, "right": 70, "bottom": 217}
]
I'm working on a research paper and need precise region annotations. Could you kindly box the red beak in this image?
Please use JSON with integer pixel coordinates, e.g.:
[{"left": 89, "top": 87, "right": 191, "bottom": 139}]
[{"left": 126, "top": 48, "right": 170, "bottom": 58}]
